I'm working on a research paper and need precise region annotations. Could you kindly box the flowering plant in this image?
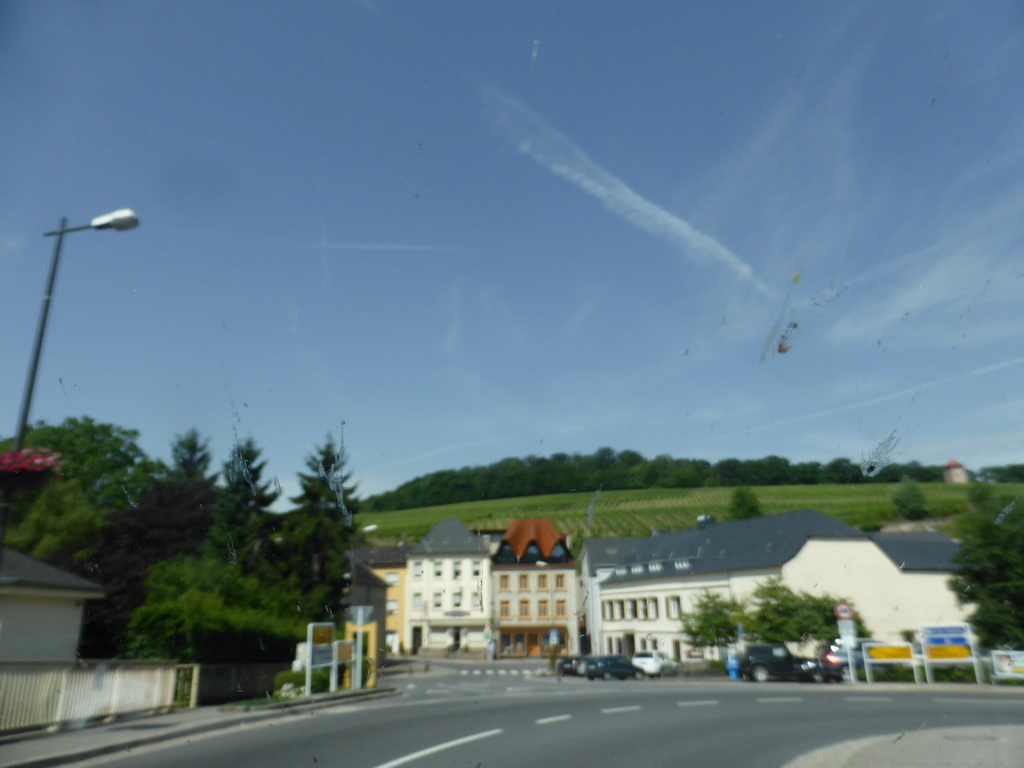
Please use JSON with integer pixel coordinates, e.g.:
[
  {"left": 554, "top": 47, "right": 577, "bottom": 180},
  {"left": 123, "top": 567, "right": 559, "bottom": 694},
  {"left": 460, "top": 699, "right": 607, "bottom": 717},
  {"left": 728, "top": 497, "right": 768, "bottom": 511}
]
[
  {"left": 0, "top": 448, "right": 65, "bottom": 474},
  {"left": 0, "top": 449, "right": 64, "bottom": 493}
]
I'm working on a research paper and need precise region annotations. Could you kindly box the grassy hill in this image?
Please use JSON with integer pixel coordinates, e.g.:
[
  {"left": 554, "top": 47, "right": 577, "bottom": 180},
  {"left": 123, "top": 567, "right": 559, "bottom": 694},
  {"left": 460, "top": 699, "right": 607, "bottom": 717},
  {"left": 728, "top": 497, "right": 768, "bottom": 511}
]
[{"left": 358, "top": 482, "right": 1024, "bottom": 550}]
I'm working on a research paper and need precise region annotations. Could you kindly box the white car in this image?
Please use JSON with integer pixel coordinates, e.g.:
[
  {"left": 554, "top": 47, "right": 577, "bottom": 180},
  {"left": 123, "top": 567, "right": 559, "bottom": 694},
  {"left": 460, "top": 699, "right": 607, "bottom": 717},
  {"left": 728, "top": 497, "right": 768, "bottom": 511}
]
[{"left": 631, "top": 650, "right": 680, "bottom": 677}]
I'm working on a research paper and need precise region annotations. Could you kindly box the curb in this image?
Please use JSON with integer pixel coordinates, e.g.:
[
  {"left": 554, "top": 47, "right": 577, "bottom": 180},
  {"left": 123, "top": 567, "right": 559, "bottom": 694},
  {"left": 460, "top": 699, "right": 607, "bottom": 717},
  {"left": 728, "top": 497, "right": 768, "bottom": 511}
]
[{"left": 1, "top": 688, "right": 398, "bottom": 768}]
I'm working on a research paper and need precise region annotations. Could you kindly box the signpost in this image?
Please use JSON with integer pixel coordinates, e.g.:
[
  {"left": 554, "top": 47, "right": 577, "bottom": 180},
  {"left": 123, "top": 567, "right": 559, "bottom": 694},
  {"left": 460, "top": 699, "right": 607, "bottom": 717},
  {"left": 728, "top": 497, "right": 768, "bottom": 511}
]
[
  {"left": 920, "top": 623, "right": 982, "bottom": 684},
  {"left": 834, "top": 603, "right": 858, "bottom": 684},
  {"left": 991, "top": 651, "right": 1024, "bottom": 685},
  {"left": 305, "top": 622, "right": 336, "bottom": 697},
  {"left": 347, "top": 606, "right": 374, "bottom": 691}
]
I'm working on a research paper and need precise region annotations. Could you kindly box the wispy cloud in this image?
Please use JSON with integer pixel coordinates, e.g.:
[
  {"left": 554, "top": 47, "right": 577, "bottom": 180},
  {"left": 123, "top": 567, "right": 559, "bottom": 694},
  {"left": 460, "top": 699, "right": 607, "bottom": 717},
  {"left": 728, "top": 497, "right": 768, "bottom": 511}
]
[{"left": 482, "top": 87, "right": 772, "bottom": 296}]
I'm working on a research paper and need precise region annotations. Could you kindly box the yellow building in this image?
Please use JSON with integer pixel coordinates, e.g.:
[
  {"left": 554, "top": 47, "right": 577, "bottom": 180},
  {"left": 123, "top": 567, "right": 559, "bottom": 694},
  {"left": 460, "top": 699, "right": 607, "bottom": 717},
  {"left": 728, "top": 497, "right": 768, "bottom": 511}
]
[{"left": 356, "top": 544, "right": 410, "bottom": 655}]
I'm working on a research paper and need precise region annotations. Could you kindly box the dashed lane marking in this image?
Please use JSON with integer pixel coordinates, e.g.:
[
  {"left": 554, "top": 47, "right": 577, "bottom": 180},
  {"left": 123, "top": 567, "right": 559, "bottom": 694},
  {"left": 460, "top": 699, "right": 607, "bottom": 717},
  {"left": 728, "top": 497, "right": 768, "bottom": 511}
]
[
  {"left": 677, "top": 700, "right": 720, "bottom": 707},
  {"left": 536, "top": 714, "right": 572, "bottom": 725},
  {"left": 757, "top": 697, "right": 803, "bottom": 703},
  {"left": 601, "top": 705, "right": 642, "bottom": 714}
]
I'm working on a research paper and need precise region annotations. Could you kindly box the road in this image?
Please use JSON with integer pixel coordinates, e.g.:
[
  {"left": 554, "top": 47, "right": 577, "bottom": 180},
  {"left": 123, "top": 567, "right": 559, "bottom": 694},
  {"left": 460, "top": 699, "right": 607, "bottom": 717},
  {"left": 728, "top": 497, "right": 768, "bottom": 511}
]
[{"left": 69, "top": 664, "right": 1024, "bottom": 768}]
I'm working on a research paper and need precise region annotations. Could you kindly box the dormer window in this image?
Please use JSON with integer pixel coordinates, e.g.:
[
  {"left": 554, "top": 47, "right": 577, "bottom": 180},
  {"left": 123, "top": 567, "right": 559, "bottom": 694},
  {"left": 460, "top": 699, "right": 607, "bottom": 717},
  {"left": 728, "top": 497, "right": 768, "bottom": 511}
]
[
  {"left": 674, "top": 559, "right": 691, "bottom": 570},
  {"left": 615, "top": 566, "right": 626, "bottom": 575},
  {"left": 631, "top": 564, "right": 643, "bottom": 574}
]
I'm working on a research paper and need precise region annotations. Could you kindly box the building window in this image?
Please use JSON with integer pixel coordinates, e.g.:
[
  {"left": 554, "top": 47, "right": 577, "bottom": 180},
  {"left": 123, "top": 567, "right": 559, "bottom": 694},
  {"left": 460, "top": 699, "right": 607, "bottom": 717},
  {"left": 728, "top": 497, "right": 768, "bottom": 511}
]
[
  {"left": 472, "top": 561, "right": 481, "bottom": 578},
  {"left": 454, "top": 562, "right": 463, "bottom": 579},
  {"left": 648, "top": 598, "right": 659, "bottom": 619},
  {"left": 518, "top": 600, "right": 530, "bottom": 619},
  {"left": 538, "top": 600, "right": 549, "bottom": 619},
  {"left": 386, "top": 600, "right": 399, "bottom": 616},
  {"left": 537, "top": 573, "right": 548, "bottom": 590},
  {"left": 518, "top": 574, "right": 529, "bottom": 590},
  {"left": 433, "top": 593, "right": 442, "bottom": 609},
  {"left": 500, "top": 600, "right": 511, "bottom": 618},
  {"left": 472, "top": 592, "right": 482, "bottom": 610},
  {"left": 555, "top": 573, "right": 566, "bottom": 590},
  {"left": 639, "top": 599, "right": 648, "bottom": 620},
  {"left": 434, "top": 562, "right": 443, "bottom": 578},
  {"left": 626, "top": 600, "right": 637, "bottom": 619},
  {"left": 453, "top": 591, "right": 463, "bottom": 608},
  {"left": 615, "top": 601, "right": 624, "bottom": 620},
  {"left": 499, "top": 574, "right": 510, "bottom": 591},
  {"left": 555, "top": 599, "right": 567, "bottom": 619},
  {"left": 668, "top": 596, "right": 681, "bottom": 619},
  {"left": 413, "top": 593, "right": 423, "bottom": 610},
  {"left": 602, "top": 601, "right": 610, "bottom": 620},
  {"left": 413, "top": 562, "right": 423, "bottom": 578},
  {"left": 385, "top": 572, "right": 399, "bottom": 586}
]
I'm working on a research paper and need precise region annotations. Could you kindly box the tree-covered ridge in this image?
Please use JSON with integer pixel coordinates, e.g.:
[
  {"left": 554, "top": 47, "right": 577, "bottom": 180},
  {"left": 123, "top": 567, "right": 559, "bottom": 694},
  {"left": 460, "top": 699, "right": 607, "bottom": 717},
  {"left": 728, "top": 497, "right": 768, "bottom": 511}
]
[{"left": 364, "top": 447, "right": 1016, "bottom": 512}]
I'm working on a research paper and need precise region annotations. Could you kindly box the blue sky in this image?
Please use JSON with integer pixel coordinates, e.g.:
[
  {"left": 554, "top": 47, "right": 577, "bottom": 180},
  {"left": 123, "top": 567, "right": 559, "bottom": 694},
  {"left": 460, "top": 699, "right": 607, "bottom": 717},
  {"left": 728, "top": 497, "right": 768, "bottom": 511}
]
[{"left": 2, "top": 1, "right": 1023, "bottom": 508}]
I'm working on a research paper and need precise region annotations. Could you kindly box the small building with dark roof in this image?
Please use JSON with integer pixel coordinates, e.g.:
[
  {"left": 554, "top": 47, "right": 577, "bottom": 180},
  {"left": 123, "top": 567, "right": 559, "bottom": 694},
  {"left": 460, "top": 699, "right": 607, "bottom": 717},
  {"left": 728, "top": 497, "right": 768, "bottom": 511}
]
[
  {"left": 0, "top": 547, "right": 104, "bottom": 661},
  {"left": 355, "top": 543, "right": 411, "bottom": 654}
]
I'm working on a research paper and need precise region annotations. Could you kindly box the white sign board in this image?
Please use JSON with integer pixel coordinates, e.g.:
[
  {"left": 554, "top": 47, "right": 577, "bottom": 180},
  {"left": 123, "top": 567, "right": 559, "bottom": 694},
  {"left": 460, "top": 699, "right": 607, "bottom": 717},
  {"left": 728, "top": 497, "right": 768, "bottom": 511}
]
[
  {"left": 305, "top": 622, "right": 337, "bottom": 696},
  {"left": 991, "top": 651, "right": 1024, "bottom": 684},
  {"left": 920, "top": 623, "right": 982, "bottom": 684}
]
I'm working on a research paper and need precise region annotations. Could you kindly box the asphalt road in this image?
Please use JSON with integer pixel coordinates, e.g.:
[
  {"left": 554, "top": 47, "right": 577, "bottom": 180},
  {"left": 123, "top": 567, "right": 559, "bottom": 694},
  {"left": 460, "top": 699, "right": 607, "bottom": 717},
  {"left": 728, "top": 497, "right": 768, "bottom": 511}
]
[{"left": 69, "top": 668, "right": 1024, "bottom": 768}]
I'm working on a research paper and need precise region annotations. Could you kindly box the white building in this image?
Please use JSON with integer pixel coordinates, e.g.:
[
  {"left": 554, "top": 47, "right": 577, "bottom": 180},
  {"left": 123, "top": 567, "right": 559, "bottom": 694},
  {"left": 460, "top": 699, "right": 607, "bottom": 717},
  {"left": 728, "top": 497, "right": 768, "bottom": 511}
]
[
  {"left": 592, "top": 509, "right": 967, "bottom": 659},
  {"left": 0, "top": 547, "right": 104, "bottom": 661},
  {"left": 404, "top": 520, "right": 492, "bottom": 657}
]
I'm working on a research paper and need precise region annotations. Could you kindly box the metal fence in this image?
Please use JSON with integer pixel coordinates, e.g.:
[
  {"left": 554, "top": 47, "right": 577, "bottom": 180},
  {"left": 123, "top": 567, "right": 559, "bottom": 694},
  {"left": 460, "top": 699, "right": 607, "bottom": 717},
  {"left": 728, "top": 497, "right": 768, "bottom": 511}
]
[{"left": 0, "top": 660, "right": 177, "bottom": 735}]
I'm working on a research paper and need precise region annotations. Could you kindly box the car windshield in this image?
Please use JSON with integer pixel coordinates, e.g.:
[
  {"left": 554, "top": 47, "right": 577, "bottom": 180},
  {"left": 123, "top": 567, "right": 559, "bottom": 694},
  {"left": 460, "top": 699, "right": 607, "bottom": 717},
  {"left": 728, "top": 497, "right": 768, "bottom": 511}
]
[{"left": 2, "top": 1, "right": 1022, "bottom": 766}]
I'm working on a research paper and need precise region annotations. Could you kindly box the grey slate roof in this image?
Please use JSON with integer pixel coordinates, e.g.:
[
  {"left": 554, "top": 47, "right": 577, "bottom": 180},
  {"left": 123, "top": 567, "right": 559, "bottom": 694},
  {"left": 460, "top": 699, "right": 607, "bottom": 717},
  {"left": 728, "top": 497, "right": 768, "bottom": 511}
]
[
  {"left": 355, "top": 544, "right": 411, "bottom": 566},
  {"left": 603, "top": 509, "right": 864, "bottom": 584},
  {"left": 0, "top": 547, "right": 104, "bottom": 595},
  {"left": 870, "top": 531, "right": 960, "bottom": 571},
  {"left": 410, "top": 519, "right": 489, "bottom": 555},
  {"left": 581, "top": 537, "right": 646, "bottom": 577}
]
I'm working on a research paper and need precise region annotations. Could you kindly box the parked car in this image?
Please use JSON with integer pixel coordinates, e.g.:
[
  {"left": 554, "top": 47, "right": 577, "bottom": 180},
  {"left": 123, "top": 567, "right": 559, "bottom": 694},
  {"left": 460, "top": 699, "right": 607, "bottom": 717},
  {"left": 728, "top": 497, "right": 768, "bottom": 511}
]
[
  {"left": 556, "top": 655, "right": 586, "bottom": 676},
  {"left": 818, "top": 638, "right": 877, "bottom": 682},
  {"left": 631, "top": 650, "right": 680, "bottom": 677},
  {"left": 740, "top": 643, "right": 824, "bottom": 683},
  {"left": 586, "top": 655, "right": 645, "bottom": 680}
]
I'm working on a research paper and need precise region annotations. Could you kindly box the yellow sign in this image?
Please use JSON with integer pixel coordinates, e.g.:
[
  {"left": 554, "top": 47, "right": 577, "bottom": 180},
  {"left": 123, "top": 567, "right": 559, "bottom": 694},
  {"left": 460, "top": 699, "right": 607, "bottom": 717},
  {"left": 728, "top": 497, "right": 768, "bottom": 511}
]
[
  {"left": 336, "top": 642, "right": 352, "bottom": 661},
  {"left": 927, "top": 645, "right": 971, "bottom": 659},
  {"left": 867, "top": 645, "right": 912, "bottom": 660},
  {"left": 312, "top": 626, "right": 334, "bottom": 645}
]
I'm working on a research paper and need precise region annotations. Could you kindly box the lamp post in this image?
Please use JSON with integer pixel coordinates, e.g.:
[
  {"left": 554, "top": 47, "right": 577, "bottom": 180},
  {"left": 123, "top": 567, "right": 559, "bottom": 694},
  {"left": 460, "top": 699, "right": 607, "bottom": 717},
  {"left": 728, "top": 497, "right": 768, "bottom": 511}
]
[{"left": 0, "top": 209, "right": 139, "bottom": 561}]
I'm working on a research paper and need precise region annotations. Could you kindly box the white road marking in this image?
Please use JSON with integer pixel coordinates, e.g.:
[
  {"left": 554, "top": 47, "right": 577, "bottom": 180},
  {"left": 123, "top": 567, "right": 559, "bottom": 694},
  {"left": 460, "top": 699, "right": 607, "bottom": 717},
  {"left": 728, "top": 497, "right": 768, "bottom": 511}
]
[
  {"left": 757, "top": 697, "right": 802, "bottom": 703},
  {"left": 602, "top": 705, "right": 642, "bottom": 714},
  {"left": 536, "top": 714, "right": 572, "bottom": 725},
  {"left": 677, "top": 699, "right": 720, "bottom": 707},
  {"left": 844, "top": 696, "right": 892, "bottom": 702},
  {"left": 933, "top": 697, "right": 1024, "bottom": 705},
  {"left": 370, "top": 728, "right": 503, "bottom": 768},
  {"left": 459, "top": 670, "right": 468, "bottom": 675}
]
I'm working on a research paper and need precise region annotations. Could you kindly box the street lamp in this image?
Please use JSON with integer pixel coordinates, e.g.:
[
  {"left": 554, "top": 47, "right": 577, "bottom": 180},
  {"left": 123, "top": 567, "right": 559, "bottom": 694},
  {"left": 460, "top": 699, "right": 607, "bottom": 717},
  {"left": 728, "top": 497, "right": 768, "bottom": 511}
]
[{"left": 0, "top": 209, "right": 139, "bottom": 559}]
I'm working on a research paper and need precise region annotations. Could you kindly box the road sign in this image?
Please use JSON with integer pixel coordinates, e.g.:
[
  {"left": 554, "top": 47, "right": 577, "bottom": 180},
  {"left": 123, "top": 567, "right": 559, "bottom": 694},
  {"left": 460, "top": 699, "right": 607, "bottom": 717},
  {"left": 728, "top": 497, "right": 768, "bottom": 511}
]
[
  {"left": 919, "top": 623, "right": 982, "bottom": 684},
  {"left": 834, "top": 602, "right": 854, "bottom": 620}
]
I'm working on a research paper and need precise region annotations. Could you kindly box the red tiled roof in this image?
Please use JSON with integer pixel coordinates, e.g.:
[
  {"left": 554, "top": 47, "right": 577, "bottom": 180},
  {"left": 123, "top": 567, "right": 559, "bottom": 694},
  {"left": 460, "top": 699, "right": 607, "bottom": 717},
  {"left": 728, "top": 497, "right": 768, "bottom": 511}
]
[
  {"left": 945, "top": 460, "right": 964, "bottom": 468},
  {"left": 501, "top": 518, "right": 565, "bottom": 559}
]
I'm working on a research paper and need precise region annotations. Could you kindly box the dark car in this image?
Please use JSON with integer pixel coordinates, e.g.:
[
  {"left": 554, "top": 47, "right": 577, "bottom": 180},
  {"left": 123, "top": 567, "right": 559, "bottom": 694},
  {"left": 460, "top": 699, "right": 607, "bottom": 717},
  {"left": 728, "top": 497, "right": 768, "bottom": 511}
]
[
  {"left": 556, "top": 655, "right": 586, "bottom": 676},
  {"left": 586, "top": 655, "right": 645, "bottom": 680},
  {"left": 818, "top": 638, "right": 876, "bottom": 682},
  {"left": 740, "top": 643, "right": 823, "bottom": 683}
]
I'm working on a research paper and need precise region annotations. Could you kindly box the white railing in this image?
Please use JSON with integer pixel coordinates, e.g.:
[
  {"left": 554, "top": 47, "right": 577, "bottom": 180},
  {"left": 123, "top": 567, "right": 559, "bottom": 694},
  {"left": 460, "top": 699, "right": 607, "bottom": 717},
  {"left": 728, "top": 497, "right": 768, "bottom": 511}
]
[{"left": 0, "top": 660, "right": 177, "bottom": 734}]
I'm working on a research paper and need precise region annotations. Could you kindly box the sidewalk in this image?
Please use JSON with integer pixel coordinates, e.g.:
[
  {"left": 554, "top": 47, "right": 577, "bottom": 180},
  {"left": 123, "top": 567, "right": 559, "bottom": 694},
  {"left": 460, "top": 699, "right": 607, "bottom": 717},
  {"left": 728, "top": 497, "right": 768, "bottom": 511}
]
[
  {"left": 783, "top": 725, "right": 1024, "bottom": 768},
  {"left": 0, "top": 687, "right": 397, "bottom": 768}
]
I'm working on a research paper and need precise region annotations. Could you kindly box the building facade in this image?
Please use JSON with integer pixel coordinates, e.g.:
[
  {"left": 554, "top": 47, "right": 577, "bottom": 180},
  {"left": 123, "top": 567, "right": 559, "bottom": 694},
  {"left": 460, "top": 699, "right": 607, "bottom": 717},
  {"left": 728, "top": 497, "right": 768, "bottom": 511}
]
[
  {"left": 404, "top": 519, "right": 493, "bottom": 657},
  {"left": 356, "top": 544, "right": 410, "bottom": 654},
  {"left": 593, "top": 509, "right": 967, "bottom": 660},
  {"left": 491, "top": 519, "right": 580, "bottom": 657}
]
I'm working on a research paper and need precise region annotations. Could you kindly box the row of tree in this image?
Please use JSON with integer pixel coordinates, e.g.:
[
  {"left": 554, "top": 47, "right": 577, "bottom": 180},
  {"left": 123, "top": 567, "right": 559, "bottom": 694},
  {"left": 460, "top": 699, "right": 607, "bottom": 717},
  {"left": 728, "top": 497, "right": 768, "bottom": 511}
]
[
  {"left": 3, "top": 417, "right": 360, "bottom": 663},
  {"left": 364, "top": 448, "right": 1015, "bottom": 512}
]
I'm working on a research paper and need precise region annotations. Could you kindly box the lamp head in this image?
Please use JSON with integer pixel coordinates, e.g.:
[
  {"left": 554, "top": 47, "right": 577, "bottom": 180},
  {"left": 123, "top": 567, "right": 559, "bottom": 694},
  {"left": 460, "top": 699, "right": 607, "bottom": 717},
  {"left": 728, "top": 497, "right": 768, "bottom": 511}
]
[{"left": 90, "top": 209, "right": 139, "bottom": 231}]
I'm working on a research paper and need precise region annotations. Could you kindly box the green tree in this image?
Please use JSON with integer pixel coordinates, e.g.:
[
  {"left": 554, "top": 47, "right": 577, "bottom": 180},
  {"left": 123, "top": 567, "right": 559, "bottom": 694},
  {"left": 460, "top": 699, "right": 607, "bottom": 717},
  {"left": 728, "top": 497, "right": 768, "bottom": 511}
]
[
  {"left": 169, "top": 428, "right": 216, "bottom": 483},
  {"left": 275, "top": 436, "right": 359, "bottom": 619},
  {"left": 727, "top": 486, "right": 762, "bottom": 520},
  {"left": 126, "top": 557, "right": 299, "bottom": 663},
  {"left": 8, "top": 417, "right": 162, "bottom": 513},
  {"left": 681, "top": 590, "right": 744, "bottom": 648},
  {"left": 949, "top": 494, "right": 1024, "bottom": 647},
  {"left": 891, "top": 475, "right": 928, "bottom": 520},
  {"left": 6, "top": 479, "right": 103, "bottom": 567},
  {"left": 747, "top": 578, "right": 864, "bottom": 643},
  {"left": 205, "top": 438, "right": 279, "bottom": 570}
]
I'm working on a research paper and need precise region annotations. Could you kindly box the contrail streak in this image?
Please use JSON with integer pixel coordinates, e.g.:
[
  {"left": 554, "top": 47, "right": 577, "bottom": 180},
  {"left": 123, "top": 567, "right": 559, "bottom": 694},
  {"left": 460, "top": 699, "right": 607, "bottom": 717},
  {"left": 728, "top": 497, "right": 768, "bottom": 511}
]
[{"left": 483, "top": 87, "right": 773, "bottom": 296}]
